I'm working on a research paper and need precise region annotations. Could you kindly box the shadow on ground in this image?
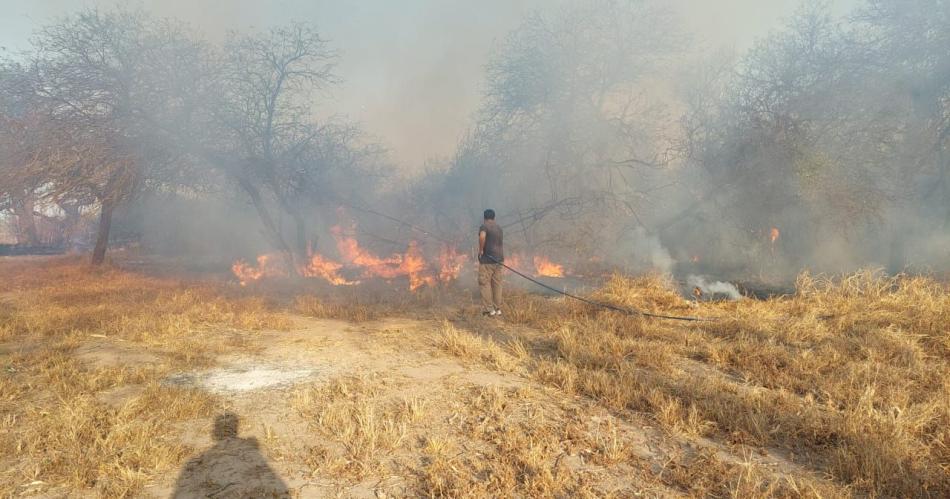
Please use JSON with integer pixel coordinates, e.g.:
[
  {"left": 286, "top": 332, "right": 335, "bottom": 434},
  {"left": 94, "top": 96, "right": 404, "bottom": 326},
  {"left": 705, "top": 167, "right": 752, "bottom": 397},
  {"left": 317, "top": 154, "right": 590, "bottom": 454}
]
[{"left": 172, "top": 412, "right": 290, "bottom": 498}]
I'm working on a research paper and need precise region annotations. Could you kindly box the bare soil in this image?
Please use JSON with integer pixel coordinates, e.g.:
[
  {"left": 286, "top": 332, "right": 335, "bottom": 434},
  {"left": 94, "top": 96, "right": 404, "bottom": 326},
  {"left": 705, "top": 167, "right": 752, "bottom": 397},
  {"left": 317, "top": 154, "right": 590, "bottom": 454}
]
[
  {"left": 4, "top": 259, "right": 946, "bottom": 498},
  {"left": 128, "top": 316, "right": 670, "bottom": 497}
]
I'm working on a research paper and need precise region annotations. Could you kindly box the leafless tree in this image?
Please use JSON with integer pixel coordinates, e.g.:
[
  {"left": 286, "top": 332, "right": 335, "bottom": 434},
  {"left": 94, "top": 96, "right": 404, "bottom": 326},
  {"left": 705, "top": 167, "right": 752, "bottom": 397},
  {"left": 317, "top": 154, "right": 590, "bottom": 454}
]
[
  {"left": 210, "top": 23, "right": 383, "bottom": 265},
  {"left": 0, "top": 62, "right": 45, "bottom": 245},
  {"left": 23, "top": 8, "right": 210, "bottom": 263}
]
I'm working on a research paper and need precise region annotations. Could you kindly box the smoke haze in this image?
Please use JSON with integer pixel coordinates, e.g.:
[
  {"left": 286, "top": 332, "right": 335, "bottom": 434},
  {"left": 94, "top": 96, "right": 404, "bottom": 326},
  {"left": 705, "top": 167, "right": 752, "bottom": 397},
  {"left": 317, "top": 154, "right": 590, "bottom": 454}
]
[
  {"left": 1, "top": 0, "right": 947, "bottom": 287},
  {"left": 0, "top": 0, "right": 857, "bottom": 170}
]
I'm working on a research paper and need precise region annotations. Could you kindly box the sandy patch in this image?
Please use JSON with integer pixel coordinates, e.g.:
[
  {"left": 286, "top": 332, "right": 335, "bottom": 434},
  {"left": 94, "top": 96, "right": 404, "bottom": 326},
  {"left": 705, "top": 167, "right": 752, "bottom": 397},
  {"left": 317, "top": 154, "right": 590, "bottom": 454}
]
[
  {"left": 164, "top": 363, "right": 330, "bottom": 394},
  {"left": 74, "top": 340, "right": 161, "bottom": 368}
]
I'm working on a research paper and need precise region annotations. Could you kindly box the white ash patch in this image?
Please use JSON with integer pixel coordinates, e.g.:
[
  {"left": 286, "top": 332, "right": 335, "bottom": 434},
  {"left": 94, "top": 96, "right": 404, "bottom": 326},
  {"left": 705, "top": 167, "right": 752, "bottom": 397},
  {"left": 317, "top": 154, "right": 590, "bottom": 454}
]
[{"left": 164, "top": 363, "right": 328, "bottom": 393}]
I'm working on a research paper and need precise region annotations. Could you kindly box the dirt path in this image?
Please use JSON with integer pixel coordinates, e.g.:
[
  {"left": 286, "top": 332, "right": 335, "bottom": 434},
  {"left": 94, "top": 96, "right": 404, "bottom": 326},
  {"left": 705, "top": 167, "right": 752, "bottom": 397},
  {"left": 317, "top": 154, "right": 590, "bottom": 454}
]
[
  {"left": 69, "top": 314, "right": 676, "bottom": 497},
  {"left": 4, "top": 306, "right": 833, "bottom": 498}
]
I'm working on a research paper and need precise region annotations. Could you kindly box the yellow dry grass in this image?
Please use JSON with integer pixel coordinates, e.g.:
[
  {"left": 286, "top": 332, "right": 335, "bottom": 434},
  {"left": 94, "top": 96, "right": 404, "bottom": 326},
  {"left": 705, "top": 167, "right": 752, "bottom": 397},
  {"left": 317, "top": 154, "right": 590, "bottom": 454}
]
[
  {"left": 3, "top": 256, "right": 948, "bottom": 498},
  {"left": 292, "top": 373, "right": 423, "bottom": 478},
  {"left": 0, "top": 257, "right": 290, "bottom": 497},
  {"left": 439, "top": 270, "right": 950, "bottom": 497},
  {"left": 293, "top": 294, "right": 386, "bottom": 323}
]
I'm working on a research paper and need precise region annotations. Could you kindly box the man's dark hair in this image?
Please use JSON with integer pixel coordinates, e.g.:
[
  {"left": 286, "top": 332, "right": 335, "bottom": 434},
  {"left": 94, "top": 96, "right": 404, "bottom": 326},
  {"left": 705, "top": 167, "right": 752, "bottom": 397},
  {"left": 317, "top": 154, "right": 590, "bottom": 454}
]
[{"left": 483, "top": 209, "right": 495, "bottom": 220}]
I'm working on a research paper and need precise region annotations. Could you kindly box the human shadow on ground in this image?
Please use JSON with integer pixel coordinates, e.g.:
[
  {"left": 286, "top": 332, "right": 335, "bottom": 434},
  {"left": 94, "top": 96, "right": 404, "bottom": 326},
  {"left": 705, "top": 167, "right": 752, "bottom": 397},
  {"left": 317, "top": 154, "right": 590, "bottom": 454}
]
[{"left": 172, "top": 412, "right": 290, "bottom": 498}]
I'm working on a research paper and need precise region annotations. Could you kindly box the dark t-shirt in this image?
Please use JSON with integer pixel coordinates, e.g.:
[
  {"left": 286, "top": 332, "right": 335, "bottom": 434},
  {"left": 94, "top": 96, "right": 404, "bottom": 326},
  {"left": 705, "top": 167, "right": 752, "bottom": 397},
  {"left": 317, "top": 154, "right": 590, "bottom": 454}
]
[{"left": 479, "top": 221, "right": 504, "bottom": 264}]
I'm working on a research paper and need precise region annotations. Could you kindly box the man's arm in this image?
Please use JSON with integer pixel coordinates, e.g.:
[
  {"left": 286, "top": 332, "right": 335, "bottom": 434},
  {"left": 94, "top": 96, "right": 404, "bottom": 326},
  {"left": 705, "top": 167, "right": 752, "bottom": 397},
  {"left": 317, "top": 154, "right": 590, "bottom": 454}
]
[{"left": 478, "top": 229, "right": 486, "bottom": 257}]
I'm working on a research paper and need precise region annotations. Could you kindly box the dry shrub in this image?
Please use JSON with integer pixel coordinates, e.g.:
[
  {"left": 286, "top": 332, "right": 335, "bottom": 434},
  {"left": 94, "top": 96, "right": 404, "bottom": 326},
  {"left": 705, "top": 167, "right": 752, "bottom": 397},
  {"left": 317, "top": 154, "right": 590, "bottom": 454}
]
[{"left": 594, "top": 273, "right": 693, "bottom": 315}]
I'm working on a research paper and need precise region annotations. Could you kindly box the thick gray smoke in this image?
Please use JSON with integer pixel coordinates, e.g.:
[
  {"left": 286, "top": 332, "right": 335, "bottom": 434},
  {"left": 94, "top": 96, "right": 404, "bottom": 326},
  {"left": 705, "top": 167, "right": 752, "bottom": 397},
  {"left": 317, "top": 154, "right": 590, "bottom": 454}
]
[{"left": 1, "top": 0, "right": 948, "bottom": 285}]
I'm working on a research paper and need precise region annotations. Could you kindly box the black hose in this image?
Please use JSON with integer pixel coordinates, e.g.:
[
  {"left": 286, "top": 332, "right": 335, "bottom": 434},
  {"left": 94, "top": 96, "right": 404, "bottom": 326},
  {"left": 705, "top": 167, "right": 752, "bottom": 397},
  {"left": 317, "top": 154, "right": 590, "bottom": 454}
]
[
  {"left": 336, "top": 199, "right": 719, "bottom": 322},
  {"left": 483, "top": 254, "right": 718, "bottom": 322}
]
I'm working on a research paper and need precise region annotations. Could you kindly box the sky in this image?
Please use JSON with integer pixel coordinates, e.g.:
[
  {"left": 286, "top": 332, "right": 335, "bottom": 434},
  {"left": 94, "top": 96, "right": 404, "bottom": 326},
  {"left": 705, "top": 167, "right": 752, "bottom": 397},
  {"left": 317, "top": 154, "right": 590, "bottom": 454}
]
[{"left": 0, "top": 0, "right": 861, "bottom": 171}]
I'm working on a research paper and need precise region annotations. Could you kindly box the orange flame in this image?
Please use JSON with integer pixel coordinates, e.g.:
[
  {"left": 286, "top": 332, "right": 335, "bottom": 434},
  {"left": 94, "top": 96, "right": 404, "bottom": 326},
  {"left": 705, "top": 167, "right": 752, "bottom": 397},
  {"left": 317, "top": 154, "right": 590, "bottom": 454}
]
[
  {"left": 330, "top": 225, "right": 437, "bottom": 290},
  {"left": 533, "top": 255, "right": 565, "bottom": 277},
  {"left": 402, "top": 241, "right": 436, "bottom": 291},
  {"left": 505, "top": 253, "right": 524, "bottom": 272},
  {"left": 231, "top": 254, "right": 287, "bottom": 286},
  {"left": 333, "top": 225, "right": 401, "bottom": 270},
  {"left": 770, "top": 227, "right": 780, "bottom": 244},
  {"left": 229, "top": 224, "right": 471, "bottom": 290},
  {"left": 300, "top": 247, "right": 356, "bottom": 285},
  {"left": 438, "top": 245, "right": 467, "bottom": 283}
]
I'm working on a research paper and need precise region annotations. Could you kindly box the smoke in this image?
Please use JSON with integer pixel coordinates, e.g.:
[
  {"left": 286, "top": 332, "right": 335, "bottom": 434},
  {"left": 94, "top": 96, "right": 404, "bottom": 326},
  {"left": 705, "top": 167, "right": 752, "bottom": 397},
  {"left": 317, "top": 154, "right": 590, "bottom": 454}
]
[
  {"left": 686, "top": 275, "right": 741, "bottom": 300},
  {"left": 0, "top": 0, "right": 835, "bottom": 172},
  {"left": 3, "top": 0, "right": 949, "bottom": 285},
  {"left": 613, "top": 228, "right": 674, "bottom": 275}
]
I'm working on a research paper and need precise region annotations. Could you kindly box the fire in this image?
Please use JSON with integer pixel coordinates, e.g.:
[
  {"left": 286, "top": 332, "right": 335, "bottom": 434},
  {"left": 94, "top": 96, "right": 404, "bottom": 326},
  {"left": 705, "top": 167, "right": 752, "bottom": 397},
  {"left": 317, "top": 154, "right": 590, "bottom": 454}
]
[
  {"left": 533, "top": 255, "right": 564, "bottom": 277},
  {"left": 231, "top": 254, "right": 286, "bottom": 286},
  {"left": 505, "top": 252, "right": 524, "bottom": 272},
  {"left": 230, "top": 223, "right": 568, "bottom": 290},
  {"left": 769, "top": 227, "right": 781, "bottom": 257},
  {"left": 300, "top": 247, "right": 356, "bottom": 285},
  {"left": 499, "top": 252, "right": 566, "bottom": 277},
  {"left": 438, "top": 245, "right": 467, "bottom": 283},
  {"left": 330, "top": 225, "right": 437, "bottom": 289},
  {"left": 402, "top": 241, "right": 436, "bottom": 291},
  {"left": 333, "top": 225, "right": 401, "bottom": 270}
]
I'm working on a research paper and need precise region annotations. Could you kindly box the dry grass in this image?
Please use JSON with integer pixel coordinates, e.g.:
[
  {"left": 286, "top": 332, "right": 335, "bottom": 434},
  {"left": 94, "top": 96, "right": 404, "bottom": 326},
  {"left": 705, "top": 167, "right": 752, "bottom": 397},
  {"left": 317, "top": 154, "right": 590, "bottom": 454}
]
[
  {"left": 290, "top": 281, "right": 459, "bottom": 323},
  {"left": 436, "top": 321, "right": 526, "bottom": 372},
  {"left": 4, "top": 256, "right": 948, "bottom": 497},
  {"left": 0, "top": 257, "right": 290, "bottom": 497},
  {"left": 415, "top": 383, "right": 650, "bottom": 498},
  {"left": 292, "top": 373, "right": 423, "bottom": 478},
  {"left": 293, "top": 294, "right": 388, "bottom": 323},
  {"left": 441, "top": 269, "right": 950, "bottom": 497}
]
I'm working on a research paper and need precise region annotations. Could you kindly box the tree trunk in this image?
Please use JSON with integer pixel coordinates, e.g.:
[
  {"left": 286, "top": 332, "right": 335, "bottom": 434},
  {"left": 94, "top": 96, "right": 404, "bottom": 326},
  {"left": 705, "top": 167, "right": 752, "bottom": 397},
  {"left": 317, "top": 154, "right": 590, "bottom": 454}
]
[
  {"left": 92, "top": 198, "right": 115, "bottom": 265},
  {"left": 293, "top": 210, "right": 309, "bottom": 257},
  {"left": 238, "top": 179, "right": 296, "bottom": 269},
  {"left": 61, "top": 203, "right": 81, "bottom": 248},
  {"left": 13, "top": 194, "right": 39, "bottom": 246}
]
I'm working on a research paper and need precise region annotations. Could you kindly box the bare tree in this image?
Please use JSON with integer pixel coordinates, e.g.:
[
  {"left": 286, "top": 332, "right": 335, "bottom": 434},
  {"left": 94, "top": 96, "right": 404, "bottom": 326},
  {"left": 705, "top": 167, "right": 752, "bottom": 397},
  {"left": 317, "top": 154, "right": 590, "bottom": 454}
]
[
  {"left": 0, "top": 62, "right": 44, "bottom": 245},
  {"left": 210, "top": 23, "right": 382, "bottom": 265},
  {"left": 26, "top": 8, "right": 209, "bottom": 264},
  {"left": 423, "top": 0, "right": 680, "bottom": 256},
  {"left": 854, "top": 0, "right": 950, "bottom": 217}
]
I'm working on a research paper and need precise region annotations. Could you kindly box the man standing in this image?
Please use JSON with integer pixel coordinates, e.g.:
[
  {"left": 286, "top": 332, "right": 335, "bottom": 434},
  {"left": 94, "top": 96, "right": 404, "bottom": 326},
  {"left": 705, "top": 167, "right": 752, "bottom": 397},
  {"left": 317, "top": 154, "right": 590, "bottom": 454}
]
[{"left": 478, "top": 209, "right": 504, "bottom": 316}]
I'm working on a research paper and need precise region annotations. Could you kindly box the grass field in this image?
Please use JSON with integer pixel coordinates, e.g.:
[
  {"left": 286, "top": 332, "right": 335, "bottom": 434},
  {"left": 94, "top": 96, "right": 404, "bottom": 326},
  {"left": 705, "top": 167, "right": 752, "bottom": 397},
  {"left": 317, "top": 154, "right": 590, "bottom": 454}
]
[{"left": 0, "top": 257, "right": 947, "bottom": 497}]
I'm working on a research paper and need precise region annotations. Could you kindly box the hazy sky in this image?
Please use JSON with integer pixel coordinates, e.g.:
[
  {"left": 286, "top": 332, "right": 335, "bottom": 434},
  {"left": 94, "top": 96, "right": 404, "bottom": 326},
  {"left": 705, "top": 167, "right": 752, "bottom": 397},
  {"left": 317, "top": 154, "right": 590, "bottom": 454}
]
[{"left": 0, "top": 0, "right": 860, "bottom": 170}]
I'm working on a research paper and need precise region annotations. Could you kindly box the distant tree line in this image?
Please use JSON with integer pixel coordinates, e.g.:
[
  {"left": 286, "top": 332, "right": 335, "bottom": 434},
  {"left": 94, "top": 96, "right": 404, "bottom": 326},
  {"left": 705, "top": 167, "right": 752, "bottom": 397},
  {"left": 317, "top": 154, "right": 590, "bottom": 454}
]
[
  {"left": 3, "top": 1, "right": 949, "bottom": 275},
  {"left": 0, "top": 9, "right": 383, "bottom": 265},
  {"left": 413, "top": 0, "right": 950, "bottom": 276}
]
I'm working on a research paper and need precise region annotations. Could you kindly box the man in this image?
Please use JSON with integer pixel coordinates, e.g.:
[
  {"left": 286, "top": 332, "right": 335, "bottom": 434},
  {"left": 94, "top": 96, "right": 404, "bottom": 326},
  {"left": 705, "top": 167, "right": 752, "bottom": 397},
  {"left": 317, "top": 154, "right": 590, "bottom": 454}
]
[{"left": 478, "top": 209, "right": 504, "bottom": 316}]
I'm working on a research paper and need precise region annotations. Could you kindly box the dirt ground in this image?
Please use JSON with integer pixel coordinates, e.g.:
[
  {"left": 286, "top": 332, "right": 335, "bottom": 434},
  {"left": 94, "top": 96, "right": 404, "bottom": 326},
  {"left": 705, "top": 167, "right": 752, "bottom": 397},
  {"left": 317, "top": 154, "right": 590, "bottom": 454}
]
[
  {"left": 42, "top": 313, "right": 804, "bottom": 498},
  {"left": 2, "top": 257, "right": 948, "bottom": 498},
  {"left": 82, "top": 315, "right": 676, "bottom": 497}
]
